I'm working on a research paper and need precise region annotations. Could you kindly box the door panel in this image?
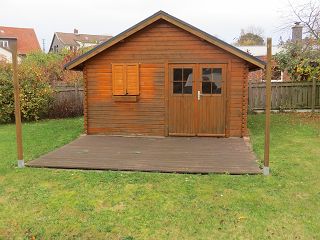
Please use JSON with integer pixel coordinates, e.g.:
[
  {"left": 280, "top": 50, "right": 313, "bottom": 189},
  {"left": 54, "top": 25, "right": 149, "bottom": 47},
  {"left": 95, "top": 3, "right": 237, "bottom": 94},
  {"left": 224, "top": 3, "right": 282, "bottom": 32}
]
[
  {"left": 168, "top": 64, "right": 196, "bottom": 136},
  {"left": 197, "top": 64, "right": 226, "bottom": 136},
  {"left": 168, "top": 63, "right": 226, "bottom": 136}
]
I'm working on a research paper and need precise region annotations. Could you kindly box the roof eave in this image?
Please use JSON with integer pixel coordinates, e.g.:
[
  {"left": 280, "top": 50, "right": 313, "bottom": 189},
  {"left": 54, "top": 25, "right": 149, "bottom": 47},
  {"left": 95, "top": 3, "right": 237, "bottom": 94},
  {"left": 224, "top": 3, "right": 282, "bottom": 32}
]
[{"left": 249, "top": 63, "right": 266, "bottom": 71}]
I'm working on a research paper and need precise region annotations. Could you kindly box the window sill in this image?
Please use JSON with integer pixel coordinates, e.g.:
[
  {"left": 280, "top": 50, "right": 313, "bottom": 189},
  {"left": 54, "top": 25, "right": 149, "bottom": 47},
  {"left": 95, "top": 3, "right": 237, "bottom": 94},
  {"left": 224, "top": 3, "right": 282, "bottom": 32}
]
[{"left": 112, "top": 95, "right": 138, "bottom": 102}]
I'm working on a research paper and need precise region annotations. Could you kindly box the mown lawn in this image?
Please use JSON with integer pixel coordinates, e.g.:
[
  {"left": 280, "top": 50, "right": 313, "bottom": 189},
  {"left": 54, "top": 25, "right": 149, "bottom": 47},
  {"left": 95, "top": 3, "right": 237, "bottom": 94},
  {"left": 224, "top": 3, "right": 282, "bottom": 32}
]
[{"left": 0, "top": 114, "right": 319, "bottom": 239}]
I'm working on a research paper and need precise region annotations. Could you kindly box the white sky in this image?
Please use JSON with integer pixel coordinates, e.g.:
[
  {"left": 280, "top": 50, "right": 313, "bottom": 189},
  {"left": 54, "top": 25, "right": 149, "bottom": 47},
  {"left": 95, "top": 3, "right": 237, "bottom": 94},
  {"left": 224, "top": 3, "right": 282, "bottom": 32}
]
[{"left": 1, "top": 0, "right": 307, "bottom": 51}]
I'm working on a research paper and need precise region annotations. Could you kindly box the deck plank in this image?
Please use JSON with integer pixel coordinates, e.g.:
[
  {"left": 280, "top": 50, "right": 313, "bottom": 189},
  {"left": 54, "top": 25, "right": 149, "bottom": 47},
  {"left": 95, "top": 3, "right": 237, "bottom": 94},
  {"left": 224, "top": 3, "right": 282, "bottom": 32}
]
[{"left": 27, "top": 136, "right": 261, "bottom": 174}]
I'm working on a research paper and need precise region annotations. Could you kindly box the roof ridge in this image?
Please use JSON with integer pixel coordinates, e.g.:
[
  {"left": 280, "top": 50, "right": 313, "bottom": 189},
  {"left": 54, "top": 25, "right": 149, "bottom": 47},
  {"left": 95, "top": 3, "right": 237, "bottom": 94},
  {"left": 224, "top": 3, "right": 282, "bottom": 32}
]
[
  {"left": 0, "top": 26, "right": 35, "bottom": 30},
  {"left": 56, "top": 31, "right": 111, "bottom": 36}
]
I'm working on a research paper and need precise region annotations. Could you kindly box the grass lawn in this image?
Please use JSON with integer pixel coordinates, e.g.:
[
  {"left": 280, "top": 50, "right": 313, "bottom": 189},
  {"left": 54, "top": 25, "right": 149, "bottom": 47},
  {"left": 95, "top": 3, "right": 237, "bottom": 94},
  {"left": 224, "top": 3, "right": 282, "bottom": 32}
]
[{"left": 0, "top": 114, "right": 319, "bottom": 239}]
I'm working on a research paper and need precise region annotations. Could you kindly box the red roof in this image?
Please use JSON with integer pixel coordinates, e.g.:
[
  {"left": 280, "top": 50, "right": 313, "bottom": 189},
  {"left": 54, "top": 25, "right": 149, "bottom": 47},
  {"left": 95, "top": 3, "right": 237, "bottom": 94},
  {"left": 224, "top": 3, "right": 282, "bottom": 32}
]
[{"left": 0, "top": 26, "right": 41, "bottom": 54}]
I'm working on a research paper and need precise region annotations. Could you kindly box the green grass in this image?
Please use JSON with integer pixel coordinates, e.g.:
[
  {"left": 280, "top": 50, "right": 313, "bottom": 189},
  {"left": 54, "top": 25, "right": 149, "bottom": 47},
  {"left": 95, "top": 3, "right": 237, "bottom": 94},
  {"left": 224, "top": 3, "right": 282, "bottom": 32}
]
[{"left": 0, "top": 114, "right": 319, "bottom": 239}]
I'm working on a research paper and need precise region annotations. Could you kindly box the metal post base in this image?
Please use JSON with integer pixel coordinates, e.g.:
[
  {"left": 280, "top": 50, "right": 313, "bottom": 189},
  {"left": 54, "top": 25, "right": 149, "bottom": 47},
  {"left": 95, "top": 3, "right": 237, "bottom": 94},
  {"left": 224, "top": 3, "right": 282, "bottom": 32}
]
[
  {"left": 263, "top": 166, "right": 270, "bottom": 176},
  {"left": 18, "top": 160, "right": 25, "bottom": 168}
]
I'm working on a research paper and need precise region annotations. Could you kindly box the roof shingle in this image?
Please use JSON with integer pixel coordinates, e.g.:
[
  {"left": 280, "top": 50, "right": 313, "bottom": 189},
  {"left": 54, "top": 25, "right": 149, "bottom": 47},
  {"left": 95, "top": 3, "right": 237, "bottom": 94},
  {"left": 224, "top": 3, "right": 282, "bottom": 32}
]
[{"left": 55, "top": 32, "right": 112, "bottom": 46}]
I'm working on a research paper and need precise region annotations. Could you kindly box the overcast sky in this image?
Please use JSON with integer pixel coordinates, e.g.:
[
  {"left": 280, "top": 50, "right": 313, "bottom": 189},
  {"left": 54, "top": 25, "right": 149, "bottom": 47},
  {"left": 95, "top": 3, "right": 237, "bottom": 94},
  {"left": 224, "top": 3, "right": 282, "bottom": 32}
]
[{"left": 1, "top": 0, "right": 307, "bottom": 51}]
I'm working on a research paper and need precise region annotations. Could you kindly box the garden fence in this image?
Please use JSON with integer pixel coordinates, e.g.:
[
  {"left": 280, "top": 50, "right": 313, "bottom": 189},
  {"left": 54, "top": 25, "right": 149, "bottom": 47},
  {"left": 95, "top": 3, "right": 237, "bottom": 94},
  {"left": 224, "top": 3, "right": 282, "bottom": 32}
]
[
  {"left": 51, "top": 82, "right": 320, "bottom": 116},
  {"left": 50, "top": 85, "right": 84, "bottom": 118},
  {"left": 248, "top": 81, "right": 320, "bottom": 111}
]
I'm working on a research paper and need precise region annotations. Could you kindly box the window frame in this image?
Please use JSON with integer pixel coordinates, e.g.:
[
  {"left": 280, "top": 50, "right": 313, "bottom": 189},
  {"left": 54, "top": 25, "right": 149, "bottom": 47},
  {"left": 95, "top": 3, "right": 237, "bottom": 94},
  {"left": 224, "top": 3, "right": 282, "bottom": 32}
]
[{"left": 200, "top": 67, "right": 223, "bottom": 95}]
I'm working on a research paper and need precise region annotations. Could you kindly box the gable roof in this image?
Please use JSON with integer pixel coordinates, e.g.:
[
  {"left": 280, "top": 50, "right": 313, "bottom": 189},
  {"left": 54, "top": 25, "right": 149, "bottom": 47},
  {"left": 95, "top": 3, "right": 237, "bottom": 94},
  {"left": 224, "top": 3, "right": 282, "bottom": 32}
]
[
  {"left": 65, "top": 11, "right": 265, "bottom": 71},
  {"left": 0, "top": 26, "right": 41, "bottom": 54},
  {"left": 50, "top": 32, "right": 112, "bottom": 49}
]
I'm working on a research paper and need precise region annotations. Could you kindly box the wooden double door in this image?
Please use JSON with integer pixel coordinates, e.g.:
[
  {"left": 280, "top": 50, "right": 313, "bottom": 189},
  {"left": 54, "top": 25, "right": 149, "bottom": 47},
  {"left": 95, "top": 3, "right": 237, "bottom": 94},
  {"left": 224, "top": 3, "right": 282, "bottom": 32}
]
[{"left": 168, "top": 63, "right": 227, "bottom": 136}]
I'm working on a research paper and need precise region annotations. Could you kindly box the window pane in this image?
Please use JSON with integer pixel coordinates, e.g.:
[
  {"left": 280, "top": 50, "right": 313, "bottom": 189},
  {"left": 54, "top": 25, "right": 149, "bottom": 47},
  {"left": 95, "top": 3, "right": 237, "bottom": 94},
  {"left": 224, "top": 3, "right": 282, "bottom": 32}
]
[
  {"left": 183, "top": 68, "right": 193, "bottom": 94},
  {"left": 212, "top": 87, "right": 221, "bottom": 94},
  {"left": 183, "top": 81, "right": 192, "bottom": 94},
  {"left": 202, "top": 82, "right": 211, "bottom": 94},
  {"left": 212, "top": 68, "right": 222, "bottom": 80},
  {"left": 212, "top": 82, "right": 221, "bottom": 94},
  {"left": 174, "top": 68, "right": 182, "bottom": 81},
  {"left": 173, "top": 82, "right": 182, "bottom": 94},
  {"left": 202, "top": 68, "right": 211, "bottom": 82},
  {"left": 201, "top": 68, "right": 223, "bottom": 94},
  {"left": 183, "top": 68, "right": 192, "bottom": 81}
]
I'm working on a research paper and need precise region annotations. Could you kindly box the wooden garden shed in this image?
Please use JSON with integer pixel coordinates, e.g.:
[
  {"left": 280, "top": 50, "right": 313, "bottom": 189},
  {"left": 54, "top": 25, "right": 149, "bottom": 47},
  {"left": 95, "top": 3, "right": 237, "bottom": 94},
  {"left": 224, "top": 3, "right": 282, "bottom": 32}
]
[{"left": 65, "top": 11, "right": 265, "bottom": 137}]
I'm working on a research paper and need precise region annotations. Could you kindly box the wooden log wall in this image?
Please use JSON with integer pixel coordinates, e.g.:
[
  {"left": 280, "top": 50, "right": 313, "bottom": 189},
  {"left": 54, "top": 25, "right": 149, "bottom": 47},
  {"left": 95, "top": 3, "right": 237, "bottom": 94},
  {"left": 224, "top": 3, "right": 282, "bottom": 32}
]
[{"left": 84, "top": 19, "right": 249, "bottom": 137}]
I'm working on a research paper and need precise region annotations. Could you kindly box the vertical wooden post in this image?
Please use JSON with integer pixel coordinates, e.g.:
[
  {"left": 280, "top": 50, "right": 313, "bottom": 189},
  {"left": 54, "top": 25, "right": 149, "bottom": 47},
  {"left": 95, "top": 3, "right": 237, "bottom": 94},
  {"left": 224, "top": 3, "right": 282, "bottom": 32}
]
[
  {"left": 264, "top": 38, "right": 272, "bottom": 176},
  {"left": 311, "top": 76, "right": 316, "bottom": 113},
  {"left": 11, "top": 38, "right": 24, "bottom": 168},
  {"left": 164, "top": 61, "right": 169, "bottom": 136},
  {"left": 75, "top": 79, "right": 79, "bottom": 111}
]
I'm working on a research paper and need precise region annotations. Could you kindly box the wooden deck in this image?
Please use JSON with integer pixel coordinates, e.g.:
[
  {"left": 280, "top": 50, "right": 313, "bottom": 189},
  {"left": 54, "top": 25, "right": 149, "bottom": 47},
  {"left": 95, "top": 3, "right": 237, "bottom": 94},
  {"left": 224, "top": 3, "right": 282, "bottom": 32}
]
[{"left": 27, "top": 136, "right": 261, "bottom": 174}]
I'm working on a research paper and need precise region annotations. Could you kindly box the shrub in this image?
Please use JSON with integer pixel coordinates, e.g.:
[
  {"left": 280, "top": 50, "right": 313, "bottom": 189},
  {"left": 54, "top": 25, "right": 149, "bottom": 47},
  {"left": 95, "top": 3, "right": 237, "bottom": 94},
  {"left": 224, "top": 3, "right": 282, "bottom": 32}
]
[
  {"left": 20, "top": 51, "right": 83, "bottom": 86},
  {"left": 19, "top": 77, "right": 53, "bottom": 122},
  {"left": 0, "top": 50, "right": 85, "bottom": 123},
  {"left": 0, "top": 62, "right": 14, "bottom": 123},
  {"left": 0, "top": 61, "right": 53, "bottom": 123},
  {"left": 275, "top": 40, "right": 320, "bottom": 81}
]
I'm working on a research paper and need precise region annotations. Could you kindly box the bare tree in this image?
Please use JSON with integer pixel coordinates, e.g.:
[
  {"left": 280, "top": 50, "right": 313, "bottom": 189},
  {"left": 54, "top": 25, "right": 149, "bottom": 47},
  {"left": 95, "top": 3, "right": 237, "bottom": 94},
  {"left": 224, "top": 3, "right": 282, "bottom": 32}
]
[
  {"left": 234, "top": 26, "right": 265, "bottom": 46},
  {"left": 287, "top": 1, "right": 320, "bottom": 40},
  {"left": 246, "top": 25, "right": 265, "bottom": 37}
]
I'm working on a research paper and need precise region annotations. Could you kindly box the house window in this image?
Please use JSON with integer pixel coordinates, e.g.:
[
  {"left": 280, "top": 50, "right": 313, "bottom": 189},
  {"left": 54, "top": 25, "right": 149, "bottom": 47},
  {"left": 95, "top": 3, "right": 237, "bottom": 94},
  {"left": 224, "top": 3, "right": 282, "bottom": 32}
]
[
  {"left": 112, "top": 63, "right": 139, "bottom": 96},
  {"left": 172, "top": 68, "right": 193, "bottom": 94},
  {"left": 0, "top": 40, "right": 9, "bottom": 48}
]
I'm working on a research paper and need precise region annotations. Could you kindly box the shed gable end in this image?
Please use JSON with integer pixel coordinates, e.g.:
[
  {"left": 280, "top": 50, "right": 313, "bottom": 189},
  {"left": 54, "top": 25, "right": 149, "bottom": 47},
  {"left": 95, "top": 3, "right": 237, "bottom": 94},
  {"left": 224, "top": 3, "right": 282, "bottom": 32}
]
[
  {"left": 88, "top": 20, "right": 244, "bottom": 65},
  {"left": 65, "top": 11, "right": 265, "bottom": 70}
]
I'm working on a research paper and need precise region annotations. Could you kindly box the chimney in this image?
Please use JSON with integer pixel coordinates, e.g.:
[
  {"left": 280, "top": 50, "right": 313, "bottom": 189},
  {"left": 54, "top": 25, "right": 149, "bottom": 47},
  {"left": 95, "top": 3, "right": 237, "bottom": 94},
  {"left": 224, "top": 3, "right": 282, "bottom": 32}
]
[
  {"left": 74, "top": 28, "right": 79, "bottom": 35},
  {"left": 292, "top": 22, "right": 303, "bottom": 42}
]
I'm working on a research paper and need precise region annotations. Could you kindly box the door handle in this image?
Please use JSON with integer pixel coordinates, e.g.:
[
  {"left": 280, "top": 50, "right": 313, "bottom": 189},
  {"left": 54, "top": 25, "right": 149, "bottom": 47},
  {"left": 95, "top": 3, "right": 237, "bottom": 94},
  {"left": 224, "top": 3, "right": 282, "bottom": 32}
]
[{"left": 197, "top": 90, "right": 203, "bottom": 100}]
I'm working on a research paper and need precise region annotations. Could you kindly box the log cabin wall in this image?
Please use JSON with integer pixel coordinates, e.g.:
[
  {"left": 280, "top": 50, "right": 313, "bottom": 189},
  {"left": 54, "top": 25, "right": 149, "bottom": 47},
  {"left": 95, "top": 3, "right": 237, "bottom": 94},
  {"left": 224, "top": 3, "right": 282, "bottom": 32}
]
[{"left": 83, "top": 19, "right": 248, "bottom": 137}]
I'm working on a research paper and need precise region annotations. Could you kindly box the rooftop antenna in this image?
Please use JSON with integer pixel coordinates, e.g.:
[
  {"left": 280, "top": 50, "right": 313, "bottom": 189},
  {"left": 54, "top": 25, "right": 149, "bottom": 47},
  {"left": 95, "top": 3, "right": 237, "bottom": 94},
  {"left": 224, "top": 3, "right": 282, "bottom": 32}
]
[{"left": 42, "top": 39, "right": 45, "bottom": 52}]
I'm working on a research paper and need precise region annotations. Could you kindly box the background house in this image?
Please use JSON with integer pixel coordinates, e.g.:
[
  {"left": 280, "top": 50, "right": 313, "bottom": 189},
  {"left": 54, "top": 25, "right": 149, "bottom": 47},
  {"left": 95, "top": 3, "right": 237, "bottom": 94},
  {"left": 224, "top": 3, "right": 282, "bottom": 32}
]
[
  {"left": 237, "top": 45, "right": 287, "bottom": 82},
  {"left": 0, "top": 26, "right": 41, "bottom": 60},
  {"left": 0, "top": 46, "right": 14, "bottom": 62},
  {"left": 49, "top": 29, "right": 112, "bottom": 53},
  {"left": 235, "top": 22, "right": 303, "bottom": 82}
]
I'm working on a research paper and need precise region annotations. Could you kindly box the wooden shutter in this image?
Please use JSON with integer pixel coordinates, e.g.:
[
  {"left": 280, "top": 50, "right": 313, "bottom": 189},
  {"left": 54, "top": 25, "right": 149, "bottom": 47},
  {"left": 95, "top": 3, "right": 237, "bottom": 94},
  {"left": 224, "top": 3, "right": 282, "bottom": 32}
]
[
  {"left": 112, "top": 64, "right": 126, "bottom": 95},
  {"left": 126, "top": 64, "right": 139, "bottom": 95}
]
